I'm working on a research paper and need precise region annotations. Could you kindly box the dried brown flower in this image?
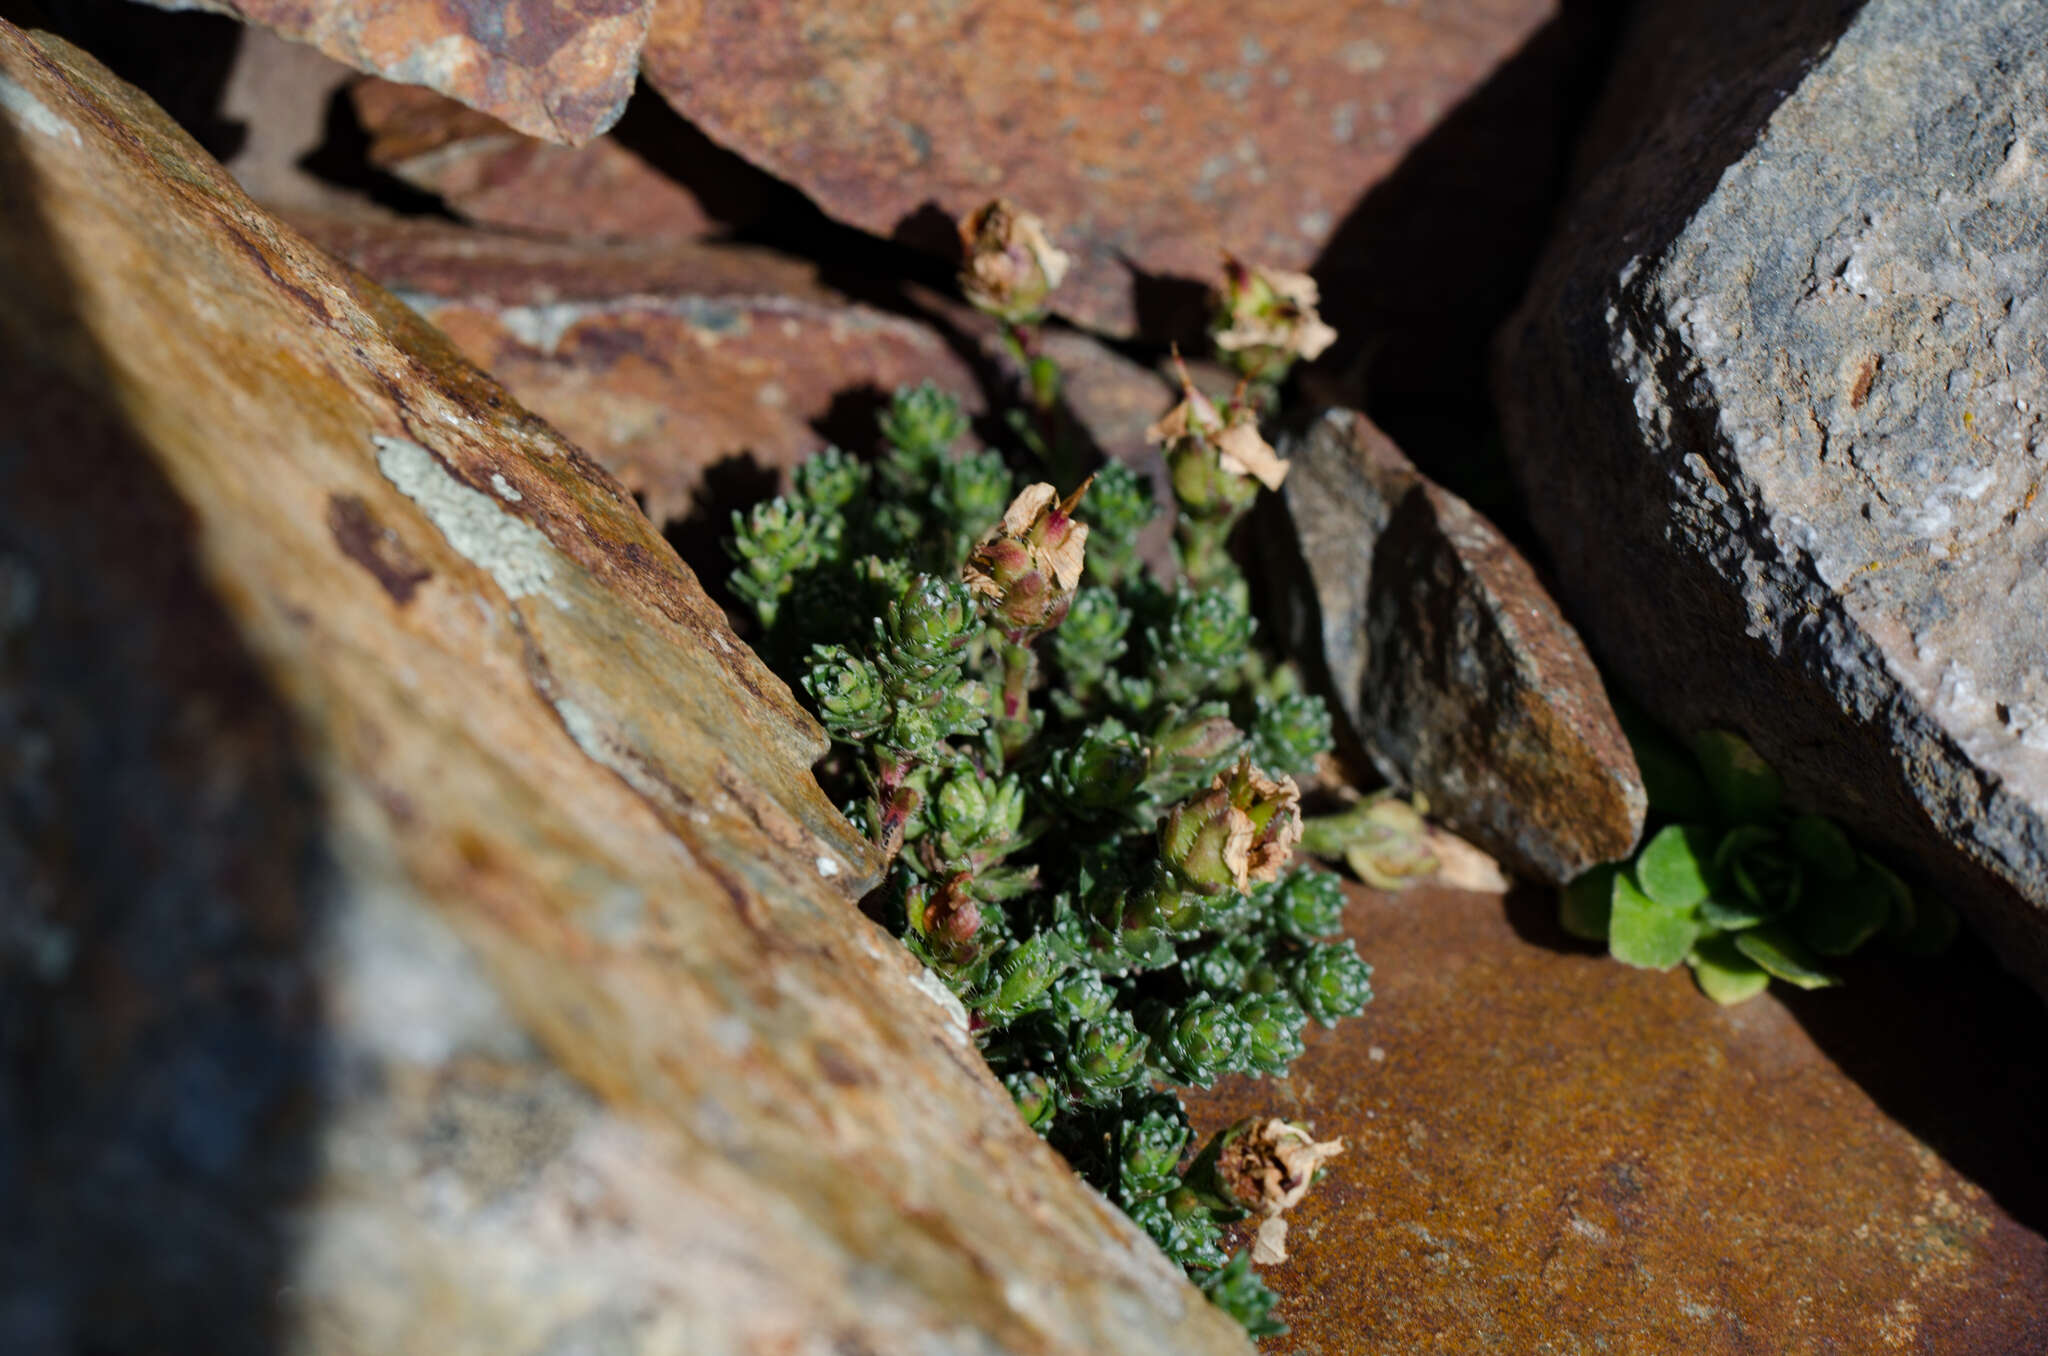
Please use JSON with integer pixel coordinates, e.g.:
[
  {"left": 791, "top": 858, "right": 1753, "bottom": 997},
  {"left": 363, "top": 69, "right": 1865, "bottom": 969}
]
[{"left": 959, "top": 199, "right": 1072, "bottom": 323}]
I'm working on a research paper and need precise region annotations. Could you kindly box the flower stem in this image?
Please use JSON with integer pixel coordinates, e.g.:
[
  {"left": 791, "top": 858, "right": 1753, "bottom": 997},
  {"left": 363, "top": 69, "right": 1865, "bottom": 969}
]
[{"left": 997, "top": 638, "right": 1036, "bottom": 760}]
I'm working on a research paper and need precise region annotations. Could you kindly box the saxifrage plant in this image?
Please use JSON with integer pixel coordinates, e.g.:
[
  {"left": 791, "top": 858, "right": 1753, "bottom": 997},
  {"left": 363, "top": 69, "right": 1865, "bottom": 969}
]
[{"left": 724, "top": 202, "right": 1403, "bottom": 1338}]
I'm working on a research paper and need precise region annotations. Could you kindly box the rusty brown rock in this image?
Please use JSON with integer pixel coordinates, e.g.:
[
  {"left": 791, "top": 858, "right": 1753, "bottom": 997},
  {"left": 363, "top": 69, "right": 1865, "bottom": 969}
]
[
  {"left": 1271, "top": 410, "right": 1643, "bottom": 883},
  {"left": 133, "top": 0, "right": 649, "bottom": 144},
  {"left": 349, "top": 77, "right": 738, "bottom": 239},
  {"left": 0, "top": 24, "right": 1248, "bottom": 1353},
  {"left": 295, "top": 216, "right": 1177, "bottom": 529},
  {"left": 1188, "top": 883, "right": 2048, "bottom": 1352},
  {"left": 638, "top": 0, "right": 1557, "bottom": 338}
]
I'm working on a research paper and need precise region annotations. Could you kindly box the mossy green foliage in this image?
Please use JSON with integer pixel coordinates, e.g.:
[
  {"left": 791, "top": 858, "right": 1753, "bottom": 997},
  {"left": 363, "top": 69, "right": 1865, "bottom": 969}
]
[
  {"left": 726, "top": 382, "right": 1366, "bottom": 1335},
  {"left": 1562, "top": 717, "right": 1956, "bottom": 1002}
]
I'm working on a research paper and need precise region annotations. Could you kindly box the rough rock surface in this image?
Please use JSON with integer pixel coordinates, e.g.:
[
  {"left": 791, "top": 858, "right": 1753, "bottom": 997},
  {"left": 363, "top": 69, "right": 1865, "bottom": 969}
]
[
  {"left": 349, "top": 77, "right": 732, "bottom": 240},
  {"left": 133, "top": 0, "right": 648, "bottom": 144},
  {"left": 296, "top": 216, "right": 1176, "bottom": 529},
  {"left": 1188, "top": 881, "right": 2048, "bottom": 1352},
  {"left": 1496, "top": 0, "right": 2048, "bottom": 995},
  {"left": 0, "top": 24, "right": 1249, "bottom": 1354},
  {"left": 639, "top": 0, "right": 1557, "bottom": 338},
  {"left": 1272, "top": 410, "right": 1643, "bottom": 883}
]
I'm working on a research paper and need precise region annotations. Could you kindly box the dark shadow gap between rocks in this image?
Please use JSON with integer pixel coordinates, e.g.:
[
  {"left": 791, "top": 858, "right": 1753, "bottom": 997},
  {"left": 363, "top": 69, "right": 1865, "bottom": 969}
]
[
  {"left": 0, "top": 82, "right": 328, "bottom": 1356},
  {"left": 3, "top": 0, "right": 246, "bottom": 160},
  {"left": 1303, "top": 0, "right": 1632, "bottom": 536}
]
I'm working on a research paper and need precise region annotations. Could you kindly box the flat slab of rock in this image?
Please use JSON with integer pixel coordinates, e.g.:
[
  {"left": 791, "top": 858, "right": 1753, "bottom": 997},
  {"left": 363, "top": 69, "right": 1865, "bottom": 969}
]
[
  {"left": 1188, "top": 883, "right": 2048, "bottom": 1351},
  {"left": 133, "top": 0, "right": 648, "bottom": 143},
  {"left": 639, "top": 0, "right": 1556, "bottom": 338},
  {"left": 0, "top": 24, "right": 1247, "bottom": 1354},
  {"left": 299, "top": 217, "right": 1175, "bottom": 528},
  {"left": 1496, "top": 0, "right": 2048, "bottom": 997},
  {"left": 1273, "top": 410, "right": 1643, "bottom": 883}
]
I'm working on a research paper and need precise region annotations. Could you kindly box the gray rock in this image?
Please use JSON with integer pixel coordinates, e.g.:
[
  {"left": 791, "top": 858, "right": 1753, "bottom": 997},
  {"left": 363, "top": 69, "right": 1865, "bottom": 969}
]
[
  {"left": 1496, "top": 0, "right": 2048, "bottom": 994},
  {"left": 1273, "top": 410, "right": 1644, "bottom": 883}
]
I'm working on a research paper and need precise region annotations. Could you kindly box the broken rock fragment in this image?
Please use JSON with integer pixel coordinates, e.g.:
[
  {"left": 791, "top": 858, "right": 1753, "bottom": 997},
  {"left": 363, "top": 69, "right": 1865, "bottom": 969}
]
[
  {"left": 1272, "top": 410, "right": 1644, "bottom": 883},
  {"left": 133, "top": 0, "right": 650, "bottom": 144}
]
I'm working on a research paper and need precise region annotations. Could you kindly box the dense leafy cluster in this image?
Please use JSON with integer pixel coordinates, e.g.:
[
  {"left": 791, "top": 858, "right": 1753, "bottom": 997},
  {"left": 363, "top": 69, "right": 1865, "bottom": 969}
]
[
  {"left": 726, "top": 381, "right": 1366, "bottom": 1333},
  {"left": 1561, "top": 719, "right": 1956, "bottom": 1001}
]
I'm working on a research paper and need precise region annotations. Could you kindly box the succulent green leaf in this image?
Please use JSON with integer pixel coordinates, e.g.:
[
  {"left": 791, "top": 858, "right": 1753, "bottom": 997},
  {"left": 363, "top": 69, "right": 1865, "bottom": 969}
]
[
  {"left": 1690, "top": 730, "right": 1783, "bottom": 823},
  {"left": 1698, "top": 894, "right": 1772, "bottom": 931},
  {"left": 1890, "top": 882, "right": 1958, "bottom": 957},
  {"left": 1686, "top": 932, "right": 1772, "bottom": 1005},
  {"left": 1636, "top": 823, "right": 1718, "bottom": 909},
  {"left": 1559, "top": 864, "right": 1618, "bottom": 942},
  {"left": 1787, "top": 814, "right": 1858, "bottom": 881},
  {"left": 1732, "top": 924, "right": 1837, "bottom": 989},
  {"left": 1616, "top": 705, "right": 1717, "bottom": 820},
  {"left": 1197, "top": 1250, "right": 1287, "bottom": 1340},
  {"left": 1791, "top": 858, "right": 1892, "bottom": 957},
  {"left": 1608, "top": 872, "right": 1700, "bottom": 971}
]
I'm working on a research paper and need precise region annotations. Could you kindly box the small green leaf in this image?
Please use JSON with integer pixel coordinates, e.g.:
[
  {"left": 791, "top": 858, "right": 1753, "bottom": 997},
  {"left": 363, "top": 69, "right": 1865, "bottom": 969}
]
[
  {"left": 1791, "top": 860, "right": 1892, "bottom": 956},
  {"left": 1877, "top": 858, "right": 1917, "bottom": 941},
  {"left": 1687, "top": 932, "right": 1771, "bottom": 1005},
  {"left": 1699, "top": 895, "right": 1771, "bottom": 930},
  {"left": 1609, "top": 873, "right": 1700, "bottom": 971},
  {"left": 1616, "top": 704, "right": 1717, "bottom": 820},
  {"left": 1733, "top": 924, "right": 1837, "bottom": 989},
  {"left": 1787, "top": 814, "right": 1858, "bottom": 881},
  {"left": 1560, "top": 864, "right": 1619, "bottom": 941},
  {"left": 1891, "top": 879, "right": 1959, "bottom": 957},
  {"left": 1636, "top": 824, "right": 1718, "bottom": 909},
  {"left": 1690, "top": 730, "right": 1783, "bottom": 823}
]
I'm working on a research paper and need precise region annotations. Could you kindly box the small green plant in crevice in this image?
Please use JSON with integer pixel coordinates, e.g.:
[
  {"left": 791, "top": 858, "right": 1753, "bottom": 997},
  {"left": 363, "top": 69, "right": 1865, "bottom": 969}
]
[
  {"left": 1560, "top": 718, "right": 1957, "bottom": 1002},
  {"left": 723, "top": 203, "right": 1393, "bottom": 1339}
]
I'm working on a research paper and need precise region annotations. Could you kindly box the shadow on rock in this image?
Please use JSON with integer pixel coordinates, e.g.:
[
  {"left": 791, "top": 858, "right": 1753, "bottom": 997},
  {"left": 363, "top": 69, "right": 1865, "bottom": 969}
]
[
  {"left": 0, "top": 102, "right": 327, "bottom": 1356},
  {"left": 662, "top": 449, "right": 782, "bottom": 618},
  {"left": 1781, "top": 931, "right": 2048, "bottom": 1242},
  {"left": 1304, "top": 0, "right": 1629, "bottom": 528}
]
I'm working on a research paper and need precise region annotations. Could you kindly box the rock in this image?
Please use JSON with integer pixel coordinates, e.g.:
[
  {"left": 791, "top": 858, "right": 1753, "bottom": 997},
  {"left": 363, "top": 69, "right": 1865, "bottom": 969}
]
[
  {"left": 215, "top": 29, "right": 370, "bottom": 215},
  {"left": 1185, "top": 881, "right": 2048, "bottom": 1351},
  {"left": 0, "top": 23, "right": 1249, "bottom": 1354},
  {"left": 131, "top": 0, "right": 649, "bottom": 144},
  {"left": 1495, "top": 0, "right": 2048, "bottom": 996},
  {"left": 348, "top": 78, "right": 742, "bottom": 241},
  {"left": 1272, "top": 410, "right": 1643, "bottom": 883},
  {"left": 638, "top": 0, "right": 1558, "bottom": 338},
  {"left": 294, "top": 216, "right": 1177, "bottom": 530}
]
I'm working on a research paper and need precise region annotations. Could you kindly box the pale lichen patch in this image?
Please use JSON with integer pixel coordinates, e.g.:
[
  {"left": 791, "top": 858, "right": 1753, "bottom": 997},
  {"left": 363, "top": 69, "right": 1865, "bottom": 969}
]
[
  {"left": 375, "top": 435, "right": 564, "bottom": 607},
  {"left": 0, "top": 73, "right": 81, "bottom": 147}
]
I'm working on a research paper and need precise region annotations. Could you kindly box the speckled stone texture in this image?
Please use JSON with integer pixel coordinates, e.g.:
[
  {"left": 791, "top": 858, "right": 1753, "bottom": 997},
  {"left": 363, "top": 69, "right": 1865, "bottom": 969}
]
[
  {"left": 132, "top": 0, "right": 650, "bottom": 143},
  {"left": 293, "top": 215, "right": 1177, "bottom": 535},
  {"left": 1271, "top": 410, "right": 1643, "bottom": 883},
  {"left": 1188, "top": 881, "right": 2048, "bottom": 1352},
  {"left": 639, "top": 0, "right": 1556, "bottom": 338},
  {"left": 1496, "top": 0, "right": 2048, "bottom": 999},
  {"left": 0, "top": 24, "right": 1249, "bottom": 1354}
]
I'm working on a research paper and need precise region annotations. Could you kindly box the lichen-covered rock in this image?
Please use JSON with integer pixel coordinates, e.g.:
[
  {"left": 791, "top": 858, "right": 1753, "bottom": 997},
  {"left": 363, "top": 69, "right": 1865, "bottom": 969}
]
[
  {"left": 133, "top": 0, "right": 649, "bottom": 144},
  {"left": 1272, "top": 411, "right": 1642, "bottom": 883},
  {"left": 639, "top": 0, "right": 1557, "bottom": 338},
  {"left": 295, "top": 216, "right": 1176, "bottom": 529},
  {"left": 1496, "top": 0, "right": 2048, "bottom": 997},
  {"left": 0, "top": 23, "right": 1248, "bottom": 1354}
]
